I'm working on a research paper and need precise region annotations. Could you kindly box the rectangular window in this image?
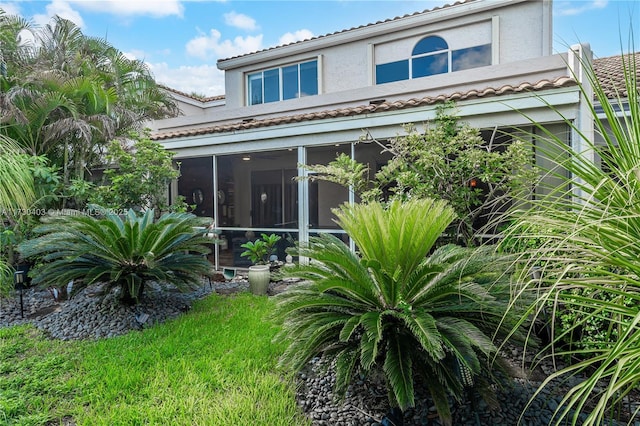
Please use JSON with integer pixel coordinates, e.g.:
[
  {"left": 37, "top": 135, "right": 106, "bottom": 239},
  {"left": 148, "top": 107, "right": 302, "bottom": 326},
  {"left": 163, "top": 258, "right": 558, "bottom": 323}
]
[
  {"left": 412, "top": 52, "right": 448, "bottom": 78},
  {"left": 247, "top": 59, "right": 318, "bottom": 105},
  {"left": 282, "top": 64, "right": 299, "bottom": 100},
  {"left": 263, "top": 68, "right": 280, "bottom": 103},
  {"left": 376, "top": 59, "right": 409, "bottom": 84},
  {"left": 299, "top": 60, "right": 318, "bottom": 97},
  {"left": 248, "top": 72, "right": 263, "bottom": 105},
  {"left": 452, "top": 44, "right": 491, "bottom": 72}
]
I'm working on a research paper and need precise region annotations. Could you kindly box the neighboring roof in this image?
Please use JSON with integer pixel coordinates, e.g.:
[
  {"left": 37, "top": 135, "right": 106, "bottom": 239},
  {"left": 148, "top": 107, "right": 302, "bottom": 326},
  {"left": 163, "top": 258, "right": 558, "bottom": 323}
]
[
  {"left": 160, "top": 85, "right": 225, "bottom": 103},
  {"left": 152, "top": 76, "right": 576, "bottom": 141},
  {"left": 217, "top": 0, "right": 474, "bottom": 65},
  {"left": 593, "top": 52, "right": 640, "bottom": 99}
]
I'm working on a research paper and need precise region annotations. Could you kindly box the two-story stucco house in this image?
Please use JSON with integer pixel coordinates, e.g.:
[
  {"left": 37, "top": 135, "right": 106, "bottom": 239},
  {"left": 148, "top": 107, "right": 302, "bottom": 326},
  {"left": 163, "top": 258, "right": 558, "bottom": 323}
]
[{"left": 149, "top": 0, "right": 598, "bottom": 269}]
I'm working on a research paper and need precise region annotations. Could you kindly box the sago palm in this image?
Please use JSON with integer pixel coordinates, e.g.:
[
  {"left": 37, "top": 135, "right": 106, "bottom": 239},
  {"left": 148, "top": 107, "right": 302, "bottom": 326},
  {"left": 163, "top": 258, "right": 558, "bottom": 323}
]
[
  {"left": 18, "top": 208, "right": 213, "bottom": 304},
  {"left": 504, "top": 51, "right": 640, "bottom": 425},
  {"left": 274, "top": 199, "right": 527, "bottom": 425}
]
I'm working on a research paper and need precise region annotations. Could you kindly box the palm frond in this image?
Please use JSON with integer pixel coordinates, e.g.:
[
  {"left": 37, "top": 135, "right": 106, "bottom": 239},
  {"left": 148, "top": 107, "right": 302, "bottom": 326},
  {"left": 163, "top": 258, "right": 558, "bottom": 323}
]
[
  {"left": 396, "top": 311, "right": 446, "bottom": 361},
  {"left": 334, "top": 348, "right": 360, "bottom": 397},
  {"left": 334, "top": 199, "right": 455, "bottom": 287},
  {"left": 18, "top": 208, "right": 211, "bottom": 303},
  {"left": 383, "top": 333, "right": 414, "bottom": 411},
  {"left": 0, "top": 137, "right": 35, "bottom": 210},
  {"left": 275, "top": 199, "right": 526, "bottom": 424}
]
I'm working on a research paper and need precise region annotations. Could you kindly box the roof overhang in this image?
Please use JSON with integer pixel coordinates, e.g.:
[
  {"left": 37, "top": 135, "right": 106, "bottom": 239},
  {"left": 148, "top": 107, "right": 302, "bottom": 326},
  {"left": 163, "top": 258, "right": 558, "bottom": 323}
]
[{"left": 162, "top": 86, "right": 581, "bottom": 159}]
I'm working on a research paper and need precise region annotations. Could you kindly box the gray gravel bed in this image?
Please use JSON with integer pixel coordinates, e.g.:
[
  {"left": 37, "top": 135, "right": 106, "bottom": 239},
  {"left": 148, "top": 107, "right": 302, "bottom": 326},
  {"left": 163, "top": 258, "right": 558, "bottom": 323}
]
[
  {"left": 0, "top": 278, "right": 249, "bottom": 340},
  {"left": 296, "top": 351, "right": 640, "bottom": 426}
]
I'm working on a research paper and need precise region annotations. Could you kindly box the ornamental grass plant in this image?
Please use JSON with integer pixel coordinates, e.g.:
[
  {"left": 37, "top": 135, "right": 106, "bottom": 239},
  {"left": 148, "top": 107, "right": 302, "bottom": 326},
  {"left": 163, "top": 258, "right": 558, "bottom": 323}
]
[
  {"left": 0, "top": 136, "right": 35, "bottom": 295},
  {"left": 503, "top": 50, "right": 640, "bottom": 425}
]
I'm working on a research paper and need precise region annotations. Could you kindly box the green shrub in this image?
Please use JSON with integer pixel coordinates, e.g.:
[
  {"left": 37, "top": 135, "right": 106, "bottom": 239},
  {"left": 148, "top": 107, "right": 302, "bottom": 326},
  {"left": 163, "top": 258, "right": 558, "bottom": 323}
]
[
  {"left": 556, "top": 286, "right": 638, "bottom": 353},
  {"left": 89, "top": 131, "right": 184, "bottom": 214},
  {"left": 302, "top": 103, "right": 536, "bottom": 246},
  {"left": 18, "top": 208, "right": 212, "bottom": 304},
  {"left": 273, "top": 199, "right": 528, "bottom": 426},
  {"left": 507, "top": 51, "right": 640, "bottom": 425}
]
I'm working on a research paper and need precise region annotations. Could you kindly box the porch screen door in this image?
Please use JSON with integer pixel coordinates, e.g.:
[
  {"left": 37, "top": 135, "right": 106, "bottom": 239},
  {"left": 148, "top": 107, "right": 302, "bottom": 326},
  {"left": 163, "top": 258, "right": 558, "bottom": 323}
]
[{"left": 251, "top": 169, "right": 297, "bottom": 228}]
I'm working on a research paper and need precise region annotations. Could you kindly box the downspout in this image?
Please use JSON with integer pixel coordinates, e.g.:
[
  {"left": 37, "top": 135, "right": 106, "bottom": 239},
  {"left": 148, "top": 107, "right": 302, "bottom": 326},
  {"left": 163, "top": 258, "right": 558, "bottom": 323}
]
[
  {"left": 568, "top": 43, "right": 594, "bottom": 205},
  {"left": 297, "top": 146, "right": 309, "bottom": 265}
]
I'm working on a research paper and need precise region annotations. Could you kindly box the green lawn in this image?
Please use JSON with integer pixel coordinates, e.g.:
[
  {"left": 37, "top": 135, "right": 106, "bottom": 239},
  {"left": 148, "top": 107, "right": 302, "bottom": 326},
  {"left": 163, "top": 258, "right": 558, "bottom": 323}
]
[{"left": 0, "top": 293, "right": 310, "bottom": 426}]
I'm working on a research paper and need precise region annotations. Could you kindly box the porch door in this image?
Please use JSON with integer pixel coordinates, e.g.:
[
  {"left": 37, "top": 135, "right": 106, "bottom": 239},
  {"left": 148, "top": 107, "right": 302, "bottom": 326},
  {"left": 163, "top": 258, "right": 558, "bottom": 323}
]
[{"left": 251, "top": 169, "right": 297, "bottom": 228}]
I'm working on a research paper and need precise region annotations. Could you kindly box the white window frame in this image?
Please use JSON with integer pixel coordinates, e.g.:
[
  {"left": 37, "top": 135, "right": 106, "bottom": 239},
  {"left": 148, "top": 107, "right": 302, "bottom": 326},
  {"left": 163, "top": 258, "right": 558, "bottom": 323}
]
[{"left": 246, "top": 58, "right": 319, "bottom": 106}]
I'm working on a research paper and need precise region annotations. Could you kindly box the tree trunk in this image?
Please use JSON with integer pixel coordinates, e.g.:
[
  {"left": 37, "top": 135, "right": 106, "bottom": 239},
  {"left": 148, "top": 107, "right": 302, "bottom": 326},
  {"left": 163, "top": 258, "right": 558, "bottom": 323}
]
[{"left": 119, "top": 279, "right": 145, "bottom": 305}]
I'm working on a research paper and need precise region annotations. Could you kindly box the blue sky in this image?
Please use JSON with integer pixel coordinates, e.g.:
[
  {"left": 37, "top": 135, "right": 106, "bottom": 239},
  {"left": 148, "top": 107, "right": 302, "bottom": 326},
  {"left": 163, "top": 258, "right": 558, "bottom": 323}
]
[{"left": 1, "top": 0, "right": 637, "bottom": 96}]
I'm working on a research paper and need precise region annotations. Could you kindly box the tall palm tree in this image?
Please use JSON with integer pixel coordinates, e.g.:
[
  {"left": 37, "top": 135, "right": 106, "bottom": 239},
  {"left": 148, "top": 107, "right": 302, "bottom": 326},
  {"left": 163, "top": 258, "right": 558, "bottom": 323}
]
[
  {"left": 0, "top": 12, "right": 32, "bottom": 84},
  {"left": 274, "top": 199, "right": 528, "bottom": 426},
  {"left": 2, "top": 71, "right": 117, "bottom": 182},
  {"left": 0, "top": 14, "right": 178, "bottom": 186},
  {"left": 504, "top": 51, "right": 640, "bottom": 425}
]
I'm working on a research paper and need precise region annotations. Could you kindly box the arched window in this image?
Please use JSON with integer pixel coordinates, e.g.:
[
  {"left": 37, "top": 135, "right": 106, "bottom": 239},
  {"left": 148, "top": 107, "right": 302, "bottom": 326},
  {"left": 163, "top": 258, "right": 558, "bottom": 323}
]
[
  {"left": 412, "top": 35, "right": 448, "bottom": 56},
  {"left": 375, "top": 35, "right": 491, "bottom": 85},
  {"left": 412, "top": 35, "right": 449, "bottom": 78}
]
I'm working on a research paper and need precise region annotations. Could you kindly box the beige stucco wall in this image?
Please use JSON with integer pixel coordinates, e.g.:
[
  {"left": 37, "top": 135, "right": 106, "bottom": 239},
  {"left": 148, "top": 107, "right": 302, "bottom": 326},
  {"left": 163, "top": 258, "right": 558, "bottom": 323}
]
[
  {"left": 153, "top": 52, "right": 570, "bottom": 138},
  {"left": 152, "top": 0, "right": 560, "bottom": 138},
  {"left": 218, "top": 0, "right": 550, "bottom": 109}
]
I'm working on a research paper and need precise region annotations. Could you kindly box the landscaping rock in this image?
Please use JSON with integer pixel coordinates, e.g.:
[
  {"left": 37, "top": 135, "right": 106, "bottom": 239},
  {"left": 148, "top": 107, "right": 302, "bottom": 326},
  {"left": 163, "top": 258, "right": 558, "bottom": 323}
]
[
  {"left": 295, "top": 351, "right": 638, "bottom": 426},
  {"left": 0, "top": 277, "right": 247, "bottom": 340}
]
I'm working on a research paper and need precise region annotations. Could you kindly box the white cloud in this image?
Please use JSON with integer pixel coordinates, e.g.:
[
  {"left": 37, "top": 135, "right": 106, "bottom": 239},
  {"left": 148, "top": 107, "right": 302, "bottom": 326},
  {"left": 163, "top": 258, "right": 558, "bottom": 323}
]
[
  {"left": 0, "top": 2, "right": 22, "bottom": 17},
  {"left": 124, "top": 49, "right": 147, "bottom": 61},
  {"left": 278, "top": 29, "right": 314, "bottom": 46},
  {"left": 28, "top": 0, "right": 183, "bottom": 32},
  {"left": 33, "top": 0, "right": 85, "bottom": 28},
  {"left": 556, "top": 0, "right": 608, "bottom": 17},
  {"left": 186, "top": 28, "right": 263, "bottom": 60},
  {"left": 224, "top": 11, "right": 258, "bottom": 31},
  {"left": 0, "top": 2, "right": 35, "bottom": 47},
  {"left": 148, "top": 61, "right": 225, "bottom": 97},
  {"left": 68, "top": 0, "right": 184, "bottom": 18}
]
